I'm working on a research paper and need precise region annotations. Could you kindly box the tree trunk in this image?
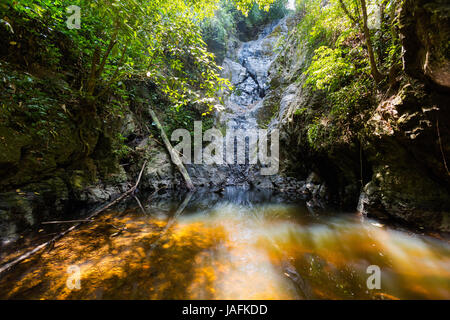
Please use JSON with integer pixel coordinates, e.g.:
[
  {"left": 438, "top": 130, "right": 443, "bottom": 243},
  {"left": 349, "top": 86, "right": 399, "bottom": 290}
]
[
  {"left": 360, "top": 0, "right": 384, "bottom": 84},
  {"left": 148, "top": 107, "right": 195, "bottom": 190},
  {"left": 86, "top": 47, "right": 101, "bottom": 97},
  {"left": 338, "top": 0, "right": 358, "bottom": 26}
]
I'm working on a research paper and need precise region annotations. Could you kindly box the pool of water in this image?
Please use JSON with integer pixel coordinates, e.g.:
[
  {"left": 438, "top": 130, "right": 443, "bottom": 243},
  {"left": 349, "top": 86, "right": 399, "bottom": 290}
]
[{"left": 0, "top": 187, "right": 449, "bottom": 299}]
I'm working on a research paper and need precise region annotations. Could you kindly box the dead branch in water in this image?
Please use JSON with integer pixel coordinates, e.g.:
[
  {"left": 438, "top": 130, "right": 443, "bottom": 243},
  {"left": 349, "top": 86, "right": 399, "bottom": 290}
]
[
  {"left": 41, "top": 219, "right": 94, "bottom": 224},
  {"left": 0, "top": 160, "right": 148, "bottom": 277}
]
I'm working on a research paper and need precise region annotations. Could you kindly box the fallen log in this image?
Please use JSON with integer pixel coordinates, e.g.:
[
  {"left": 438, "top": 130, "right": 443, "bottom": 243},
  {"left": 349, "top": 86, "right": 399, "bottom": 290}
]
[
  {"left": 148, "top": 107, "right": 195, "bottom": 191},
  {"left": 0, "top": 160, "right": 148, "bottom": 277}
]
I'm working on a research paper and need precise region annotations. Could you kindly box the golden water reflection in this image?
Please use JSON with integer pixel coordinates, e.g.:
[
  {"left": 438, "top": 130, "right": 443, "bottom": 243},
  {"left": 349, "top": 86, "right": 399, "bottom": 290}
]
[{"left": 0, "top": 195, "right": 449, "bottom": 300}]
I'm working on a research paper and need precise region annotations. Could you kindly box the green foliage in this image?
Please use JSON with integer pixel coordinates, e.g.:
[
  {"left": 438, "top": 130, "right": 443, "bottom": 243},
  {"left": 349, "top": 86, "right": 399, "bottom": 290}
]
[
  {"left": 0, "top": 60, "right": 75, "bottom": 152},
  {"left": 3, "top": 0, "right": 286, "bottom": 113},
  {"left": 295, "top": 0, "right": 400, "bottom": 150},
  {"left": 0, "top": 0, "right": 286, "bottom": 189},
  {"left": 294, "top": 107, "right": 307, "bottom": 116},
  {"left": 241, "top": 0, "right": 288, "bottom": 26},
  {"left": 305, "top": 46, "right": 356, "bottom": 91},
  {"left": 5, "top": 0, "right": 225, "bottom": 110},
  {"left": 307, "top": 121, "right": 321, "bottom": 149},
  {"left": 113, "top": 133, "right": 132, "bottom": 160},
  {"left": 295, "top": 0, "right": 344, "bottom": 46},
  {"left": 233, "top": 0, "right": 278, "bottom": 16},
  {"left": 4, "top": 0, "right": 287, "bottom": 112},
  {"left": 201, "top": 0, "right": 288, "bottom": 61},
  {"left": 296, "top": 0, "right": 401, "bottom": 76},
  {"left": 201, "top": 1, "right": 236, "bottom": 57},
  {"left": 0, "top": 62, "right": 68, "bottom": 121},
  {"left": 328, "top": 77, "right": 373, "bottom": 119}
]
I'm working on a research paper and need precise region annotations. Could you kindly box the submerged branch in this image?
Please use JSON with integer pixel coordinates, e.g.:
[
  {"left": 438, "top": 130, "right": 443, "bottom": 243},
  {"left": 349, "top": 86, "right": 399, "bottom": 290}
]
[{"left": 0, "top": 160, "right": 148, "bottom": 277}]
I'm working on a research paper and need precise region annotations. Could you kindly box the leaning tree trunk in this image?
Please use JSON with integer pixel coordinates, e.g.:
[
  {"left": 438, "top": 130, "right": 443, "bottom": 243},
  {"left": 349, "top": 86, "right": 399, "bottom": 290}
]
[{"left": 148, "top": 107, "right": 195, "bottom": 191}]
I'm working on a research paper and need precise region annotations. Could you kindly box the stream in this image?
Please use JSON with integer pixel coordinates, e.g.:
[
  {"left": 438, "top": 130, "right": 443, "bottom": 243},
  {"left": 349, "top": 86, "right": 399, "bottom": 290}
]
[{"left": 0, "top": 187, "right": 449, "bottom": 299}]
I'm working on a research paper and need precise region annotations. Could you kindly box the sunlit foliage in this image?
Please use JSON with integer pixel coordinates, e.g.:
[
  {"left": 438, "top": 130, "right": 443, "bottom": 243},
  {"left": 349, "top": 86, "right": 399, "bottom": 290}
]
[
  {"left": 201, "top": 0, "right": 288, "bottom": 62},
  {"left": 3, "top": 0, "right": 279, "bottom": 112},
  {"left": 290, "top": 0, "right": 401, "bottom": 150}
]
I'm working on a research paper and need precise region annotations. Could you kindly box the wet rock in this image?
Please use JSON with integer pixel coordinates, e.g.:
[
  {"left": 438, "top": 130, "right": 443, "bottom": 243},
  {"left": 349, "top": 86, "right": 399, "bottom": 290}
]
[
  {"left": 306, "top": 172, "right": 321, "bottom": 185},
  {"left": 142, "top": 149, "right": 180, "bottom": 190},
  {"left": 318, "top": 184, "right": 327, "bottom": 199},
  {"left": 251, "top": 177, "right": 274, "bottom": 189},
  {"left": 190, "top": 17, "right": 293, "bottom": 192},
  {"left": 85, "top": 186, "right": 110, "bottom": 203},
  {"left": 306, "top": 198, "right": 326, "bottom": 214},
  {"left": 221, "top": 58, "right": 247, "bottom": 85},
  {"left": 187, "top": 164, "right": 229, "bottom": 188},
  {"left": 226, "top": 36, "right": 241, "bottom": 62},
  {"left": 121, "top": 113, "right": 137, "bottom": 137},
  {"left": 0, "top": 176, "right": 73, "bottom": 240},
  {"left": 399, "top": 0, "right": 450, "bottom": 89},
  {"left": 238, "top": 20, "right": 286, "bottom": 89}
]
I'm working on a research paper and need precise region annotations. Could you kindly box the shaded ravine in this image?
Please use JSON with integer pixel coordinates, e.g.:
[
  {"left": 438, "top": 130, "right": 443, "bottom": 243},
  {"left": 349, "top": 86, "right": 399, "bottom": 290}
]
[{"left": 0, "top": 18, "right": 449, "bottom": 301}]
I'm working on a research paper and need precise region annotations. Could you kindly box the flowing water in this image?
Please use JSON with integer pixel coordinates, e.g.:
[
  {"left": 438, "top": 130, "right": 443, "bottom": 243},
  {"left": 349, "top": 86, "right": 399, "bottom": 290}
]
[{"left": 0, "top": 187, "right": 449, "bottom": 300}]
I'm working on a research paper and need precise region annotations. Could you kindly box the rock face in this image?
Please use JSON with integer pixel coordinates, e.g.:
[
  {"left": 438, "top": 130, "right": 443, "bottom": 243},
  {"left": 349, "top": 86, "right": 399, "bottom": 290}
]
[
  {"left": 399, "top": 0, "right": 450, "bottom": 90},
  {"left": 356, "top": 1, "right": 450, "bottom": 231},
  {"left": 220, "top": 20, "right": 289, "bottom": 112},
  {"left": 118, "top": 15, "right": 315, "bottom": 200},
  {"left": 189, "top": 16, "right": 310, "bottom": 193},
  {"left": 358, "top": 79, "right": 450, "bottom": 231},
  {"left": 258, "top": 5, "right": 450, "bottom": 232}
]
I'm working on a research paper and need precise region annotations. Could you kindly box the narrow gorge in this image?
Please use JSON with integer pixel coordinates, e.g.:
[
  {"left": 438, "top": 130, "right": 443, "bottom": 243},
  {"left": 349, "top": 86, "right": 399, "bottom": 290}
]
[{"left": 0, "top": 0, "right": 449, "bottom": 301}]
